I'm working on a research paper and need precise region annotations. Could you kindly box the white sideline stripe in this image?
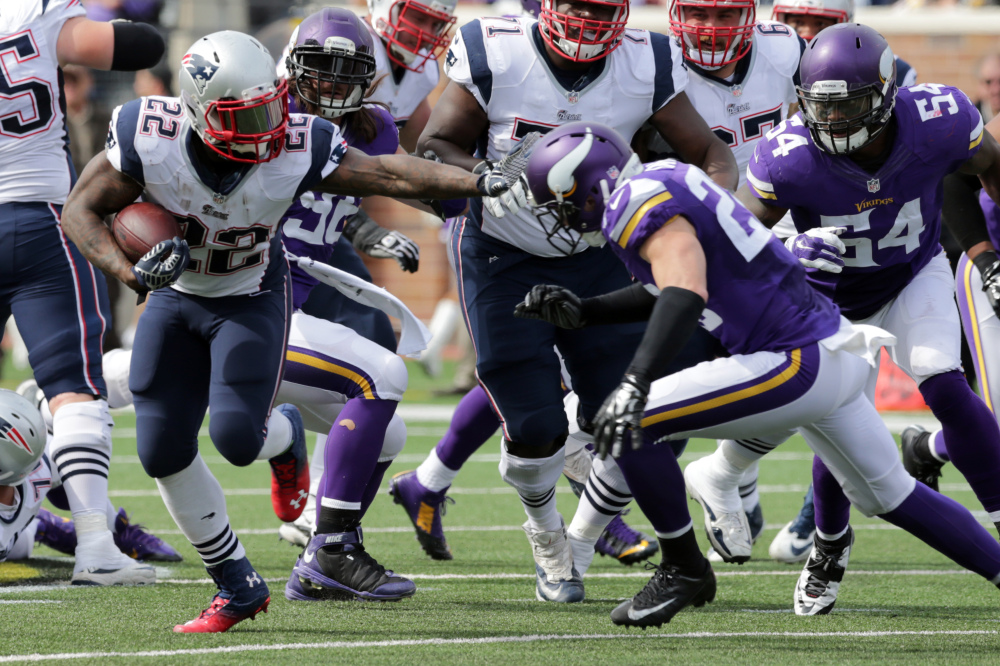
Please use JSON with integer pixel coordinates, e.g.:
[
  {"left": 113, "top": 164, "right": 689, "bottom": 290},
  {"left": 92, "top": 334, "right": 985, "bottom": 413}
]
[
  {"left": 0, "top": 600, "right": 63, "bottom": 604},
  {"left": 107, "top": 482, "right": 974, "bottom": 499},
  {"left": 0, "top": 629, "right": 989, "bottom": 662}
]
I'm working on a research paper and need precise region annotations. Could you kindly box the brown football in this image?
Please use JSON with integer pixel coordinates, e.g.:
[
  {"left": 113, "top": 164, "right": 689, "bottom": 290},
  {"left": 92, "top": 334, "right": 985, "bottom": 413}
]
[{"left": 111, "top": 202, "right": 182, "bottom": 264}]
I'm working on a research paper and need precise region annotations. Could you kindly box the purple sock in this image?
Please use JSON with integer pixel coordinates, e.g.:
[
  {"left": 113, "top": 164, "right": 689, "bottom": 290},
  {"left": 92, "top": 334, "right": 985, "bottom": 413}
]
[
  {"left": 359, "top": 460, "right": 393, "bottom": 515},
  {"left": 617, "top": 443, "right": 691, "bottom": 535},
  {"left": 920, "top": 371, "right": 1000, "bottom": 513},
  {"left": 932, "top": 430, "right": 949, "bottom": 461},
  {"left": 813, "top": 455, "right": 851, "bottom": 537},
  {"left": 318, "top": 398, "right": 398, "bottom": 505},
  {"left": 436, "top": 385, "right": 500, "bottom": 470},
  {"left": 881, "top": 482, "right": 1000, "bottom": 581}
]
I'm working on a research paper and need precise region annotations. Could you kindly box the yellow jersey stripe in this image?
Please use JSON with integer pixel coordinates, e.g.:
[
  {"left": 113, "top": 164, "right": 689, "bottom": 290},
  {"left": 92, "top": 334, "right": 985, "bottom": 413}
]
[
  {"left": 617, "top": 192, "right": 674, "bottom": 248},
  {"left": 285, "top": 350, "right": 376, "bottom": 400},
  {"left": 641, "top": 349, "right": 802, "bottom": 427},
  {"left": 750, "top": 183, "right": 778, "bottom": 200},
  {"left": 963, "top": 259, "right": 993, "bottom": 413},
  {"left": 971, "top": 130, "right": 984, "bottom": 151}
]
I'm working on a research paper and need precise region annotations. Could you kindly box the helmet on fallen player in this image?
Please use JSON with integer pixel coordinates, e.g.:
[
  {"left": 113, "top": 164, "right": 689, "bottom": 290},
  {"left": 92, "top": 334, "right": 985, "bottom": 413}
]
[
  {"left": 179, "top": 31, "right": 289, "bottom": 164},
  {"left": 286, "top": 8, "right": 378, "bottom": 120},
  {"left": 538, "top": 0, "right": 630, "bottom": 63},
  {"left": 367, "top": 0, "right": 458, "bottom": 72},
  {"left": 772, "top": 0, "right": 854, "bottom": 39},
  {"left": 0, "top": 390, "right": 46, "bottom": 486},
  {"left": 522, "top": 0, "right": 543, "bottom": 18},
  {"left": 669, "top": 0, "right": 757, "bottom": 70},
  {"left": 525, "top": 121, "right": 643, "bottom": 254},
  {"left": 796, "top": 23, "right": 897, "bottom": 155}
]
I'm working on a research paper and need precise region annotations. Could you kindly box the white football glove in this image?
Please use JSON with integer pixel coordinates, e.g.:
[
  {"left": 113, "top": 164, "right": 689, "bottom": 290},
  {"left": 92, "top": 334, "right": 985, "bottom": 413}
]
[
  {"left": 483, "top": 174, "right": 529, "bottom": 218},
  {"left": 784, "top": 227, "right": 847, "bottom": 273}
]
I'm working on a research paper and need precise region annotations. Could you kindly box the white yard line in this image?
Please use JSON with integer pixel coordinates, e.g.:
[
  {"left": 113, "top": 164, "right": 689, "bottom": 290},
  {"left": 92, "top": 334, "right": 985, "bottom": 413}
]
[{"left": 0, "top": 630, "right": 990, "bottom": 663}]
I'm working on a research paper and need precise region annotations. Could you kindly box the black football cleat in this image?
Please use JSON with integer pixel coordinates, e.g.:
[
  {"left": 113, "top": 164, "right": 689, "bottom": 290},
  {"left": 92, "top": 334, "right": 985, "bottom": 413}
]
[
  {"left": 611, "top": 561, "right": 716, "bottom": 628},
  {"left": 900, "top": 425, "right": 945, "bottom": 491}
]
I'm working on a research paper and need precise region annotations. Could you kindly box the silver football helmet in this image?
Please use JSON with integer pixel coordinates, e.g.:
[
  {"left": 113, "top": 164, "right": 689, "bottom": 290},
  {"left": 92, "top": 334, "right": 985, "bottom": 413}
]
[
  {"left": 178, "top": 31, "right": 289, "bottom": 164},
  {"left": 0, "top": 389, "right": 46, "bottom": 486},
  {"left": 772, "top": 0, "right": 855, "bottom": 30},
  {"left": 367, "top": 0, "right": 458, "bottom": 72}
]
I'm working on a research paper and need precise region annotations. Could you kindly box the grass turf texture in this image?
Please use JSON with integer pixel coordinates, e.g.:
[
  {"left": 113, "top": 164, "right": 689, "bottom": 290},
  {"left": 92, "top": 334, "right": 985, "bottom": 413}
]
[{"left": 0, "top": 361, "right": 998, "bottom": 663}]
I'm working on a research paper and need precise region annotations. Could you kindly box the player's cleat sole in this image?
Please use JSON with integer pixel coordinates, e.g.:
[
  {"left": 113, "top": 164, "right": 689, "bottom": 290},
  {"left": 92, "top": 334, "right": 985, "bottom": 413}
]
[
  {"left": 794, "top": 527, "right": 854, "bottom": 616},
  {"left": 684, "top": 458, "right": 752, "bottom": 564},
  {"left": 113, "top": 507, "right": 182, "bottom": 562},
  {"left": 285, "top": 528, "right": 416, "bottom": 602},
  {"left": 175, "top": 557, "right": 271, "bottom": 633},
  {"left": 611, "top": 562, "right": 716, "bottom": 628},
  {"left": 900, "top": 425, "right": 945, "bottom": 492},
  {"left": 269, "top": 404, "right": 309, "bottom": 523},
  {"left": 595, "top": 512, "right": 659, "bottom": 566},
  {"left": 389, "top": 470, "right": 454, "bottom": 560}
]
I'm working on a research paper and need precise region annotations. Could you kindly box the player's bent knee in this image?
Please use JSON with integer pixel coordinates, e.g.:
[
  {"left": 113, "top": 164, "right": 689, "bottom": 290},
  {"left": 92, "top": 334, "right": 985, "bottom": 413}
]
[
  {"left": 909, "top": 350, "right": 960, "bottom": 384},
  {"left": 844, "top": 468, "right": 916, "bottom": 517},
  {"left": 209, "top": 412, "right": 264, "bottom": 467},
  {"left": 370, "top": 351, "right": 408, "bottom": 401},
  {"left": 49, "top": 399, "right": 112, "bottom": 454},
  {"left": 505, "top": 407, "right": 569, "bottom": 452},
  {"left": 378, "top": 413, "right": 407, "bottom": 463}
]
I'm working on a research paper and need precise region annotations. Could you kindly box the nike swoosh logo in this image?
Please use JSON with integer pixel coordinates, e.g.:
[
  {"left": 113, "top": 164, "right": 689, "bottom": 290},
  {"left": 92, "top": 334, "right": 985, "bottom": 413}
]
[
  {"left": 790, "top": 542, "right": 811, "bottom": 557},
  {"left": 794, "top": 240, "right": 813, "bottom": 251},
  {"left": 627, "top": 599, "right": 675, "bottom": 620},
  {"left": 302, "top": 547, "right": 316, "bottom": 564}
]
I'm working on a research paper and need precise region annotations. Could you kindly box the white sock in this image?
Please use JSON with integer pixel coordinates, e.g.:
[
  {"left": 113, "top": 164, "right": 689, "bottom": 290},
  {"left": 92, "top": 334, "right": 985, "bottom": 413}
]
[
  {"left": 416, "top": 447, "right": 460, "bottom": 492},
  {"left": 102, "top": 348, "right": 134, "bottom": 409},
  {"left": 928, "top": 429, "right": 947, "bottom": 463},
  {"left": 156, "top": 455, "right": 245, "bottom": 566},
  {"left": 738, "top": 460, "right": 760, "bottom": 513},
  {"left": 50, "top": 400, "right": 113, "bottom": 522},
  {"left": 500, "top": 446, "right": 565, "bottom": 533},
  {"left": 309, "top": 432, "right": 326, "bottom": 496},
  {"left": 256, "top": 409, "right": 292, "bottom": 460},
  {"left": 655, "top": 520, "right": 694, "bottom": 540},
  {"left": 816, "top": 526, "right": 848, "bottom": 542}
]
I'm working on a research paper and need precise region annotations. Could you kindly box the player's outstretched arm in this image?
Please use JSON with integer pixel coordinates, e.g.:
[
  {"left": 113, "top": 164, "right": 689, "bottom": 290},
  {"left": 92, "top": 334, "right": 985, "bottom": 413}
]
[
  {"left": 416, "top": 82, "right": 490, "bottom": 172},
  {"left": 736, "top": 184, "right": 789, "bottom": 229},
  {"left": 649, "top": 92, "right": 738, "bottom": 192},
  {"left": 57, "top": 17, "right": 164, "bottom": 71},
  {"left": 316, "top": 146, "right": 498, "bottom": 200},
  {"left": 62, "top": 153, "right": 145, "bottom": 291}
]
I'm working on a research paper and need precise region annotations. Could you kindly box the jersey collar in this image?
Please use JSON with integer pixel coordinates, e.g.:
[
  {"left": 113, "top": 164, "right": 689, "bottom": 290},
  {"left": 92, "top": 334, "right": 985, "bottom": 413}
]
[{"left": 530, "top": 24, "right": 608, "bottom": 99}]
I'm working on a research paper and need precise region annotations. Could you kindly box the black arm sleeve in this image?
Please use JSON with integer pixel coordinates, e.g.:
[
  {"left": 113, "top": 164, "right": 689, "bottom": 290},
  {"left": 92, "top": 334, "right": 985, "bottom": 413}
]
[
  {"left": 625, "top": 286, "right": 706, "bottom": 384},
  {"left": 342, "top": 208, "right": 387, "bottom": 253},
  {"left": 578, "top": 282, "right": 658, "bottom": 325},
  {"left": 111, "top": 21, "right": 165, "bottom": 72},
  {"left": 942, "top": 171, "right": 991, "bottom": 253}
]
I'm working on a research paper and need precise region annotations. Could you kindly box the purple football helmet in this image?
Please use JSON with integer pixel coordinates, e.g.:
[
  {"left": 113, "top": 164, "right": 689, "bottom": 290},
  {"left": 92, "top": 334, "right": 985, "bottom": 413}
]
[
  {"left": 522, "top": 0, "right": 542, "bottom": 18},
  {"left": 286, "top": 8, "right": 377, "bottom": 119},
  {"left": 796, "top": 22, "right": 897, "bottom": 155},
  {"left": 526, "top": 121, "right": 642, "bottom": 254}
]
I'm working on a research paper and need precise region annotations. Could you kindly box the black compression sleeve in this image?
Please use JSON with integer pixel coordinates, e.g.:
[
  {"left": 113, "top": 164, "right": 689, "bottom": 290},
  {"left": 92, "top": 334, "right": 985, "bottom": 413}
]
[
  {"left": 943, "top": 171, "right": 991, "bottom": 252},
  {"left": 973, "top": 250, "right": 999, "bottom": 277},
  {"left": 111, "top": 21, "right": 165, "bottom": 72},
  {"left": 579, "top": 282, "right": 658, "bottom": 325},
  {"left": 625, "top": 287, "right": 706, "bottom": 384}
]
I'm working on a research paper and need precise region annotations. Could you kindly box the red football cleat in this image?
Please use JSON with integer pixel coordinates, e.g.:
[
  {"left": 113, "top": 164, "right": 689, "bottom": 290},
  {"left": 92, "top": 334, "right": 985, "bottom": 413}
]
[
  {"left": 173, "top": 594, "right": 270, "bottom": 633},
  {"left": 270, "top": 404, "right": 309, "bottom": 522}
]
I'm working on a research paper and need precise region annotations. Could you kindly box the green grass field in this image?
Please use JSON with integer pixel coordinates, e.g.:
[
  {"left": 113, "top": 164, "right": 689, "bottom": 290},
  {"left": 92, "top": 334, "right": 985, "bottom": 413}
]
[{"left": 0, "top": 360, "right": 998, "bottom": 664}]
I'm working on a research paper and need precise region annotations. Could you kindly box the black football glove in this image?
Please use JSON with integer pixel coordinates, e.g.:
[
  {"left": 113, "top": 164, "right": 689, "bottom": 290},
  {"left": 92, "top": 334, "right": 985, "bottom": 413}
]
[
  {"left": 981, "top": 258, "right": 1000, "bottom": 317},
  {"left": 513, "top": 284, "right": 586, "bottom": 329},
  {"left": 592, "top": 374, "right": 650, "bottom": 460},
  {"left": 131, "top": 237, "right": 189, "bottom": 292}
]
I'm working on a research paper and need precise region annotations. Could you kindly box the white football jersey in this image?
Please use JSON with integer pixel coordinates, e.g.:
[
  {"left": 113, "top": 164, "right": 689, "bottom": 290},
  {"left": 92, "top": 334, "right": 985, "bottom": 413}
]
[
  {"left": 365, "top": 21, "right": 440, "bottom": 127},
  {"left": 0, "top": 453, "right": 54, "bottom": 562},
  {"left": 649, "top": 21, "right": 803, "bottom": 189},
  {"left": 106, "top": 96, "right": 347, "bottom": 298},
  {"left": 0, "top": 0, "right": 87, "bottom": 206},
  {"left": 447, "top": 16, "right": 687, "bottom": 256}
]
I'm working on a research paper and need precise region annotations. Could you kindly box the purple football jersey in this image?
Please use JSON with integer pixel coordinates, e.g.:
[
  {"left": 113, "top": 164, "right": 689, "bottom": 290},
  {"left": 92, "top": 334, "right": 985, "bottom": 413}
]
[
  {"left": 282, "top": 105, "right": 400, "bottom": 309},
  {"left": 603, "top": 160, "right": 841, "bottom": 355},
  {"left": 747, "top": 84, "right": 985, "bottom": 320}
]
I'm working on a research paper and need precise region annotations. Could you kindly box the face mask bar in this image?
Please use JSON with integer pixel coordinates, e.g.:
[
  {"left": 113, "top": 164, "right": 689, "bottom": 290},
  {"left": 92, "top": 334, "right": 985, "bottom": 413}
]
[
  {"left": 670, "top": 0, "right": 755, "bottom": 69},
  {"left": 383, "top": 0, "right": 456, "bottom": 72},
  {"left": 203, "top": 79, "right": 289, "bottom": 164},
  {"left": 534, "top": 200, "right": 591, "bottom": 256},
  {"left": 539, "top": 0, "right": 628, "bottom": 63},
  {"left": 290, "top": 45, "right": 377, "bottom": 117},
  {"left": 797, "top": 86, "right": 885, "bottom": 155}
]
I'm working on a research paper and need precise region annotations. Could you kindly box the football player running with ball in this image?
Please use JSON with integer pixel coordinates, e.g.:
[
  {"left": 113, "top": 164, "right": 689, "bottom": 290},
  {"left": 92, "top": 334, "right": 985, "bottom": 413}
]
[
  {"left": 518, "top": 120, "right": 1000, "bottom": 628},
  {"left": 60, "top": 30, "right": 524, "bottom": 632}
]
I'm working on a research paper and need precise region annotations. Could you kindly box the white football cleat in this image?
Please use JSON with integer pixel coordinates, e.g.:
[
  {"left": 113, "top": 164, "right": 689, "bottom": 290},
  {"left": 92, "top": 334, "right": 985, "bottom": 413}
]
[
  {"left": 72, "top": 529, "right": 155, "bottom": 586},
  {"left": 794, "top": 527, "right": 853, "bottom": 615},
  {"left": 770, "top": 520, "right": 816, "bottom": 564},
  {"left": 278, "top": 494, "right": 316, "bottom": 548},
  {"left": 523, "top": 520, "right": 584, "bottom": 603},
  {"left": 684, "top": 457, "right": 752, "bottom": 564}
]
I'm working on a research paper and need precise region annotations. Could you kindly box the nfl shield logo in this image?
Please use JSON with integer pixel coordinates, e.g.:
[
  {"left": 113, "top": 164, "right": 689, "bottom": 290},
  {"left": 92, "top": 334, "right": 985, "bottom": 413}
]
[
  {"left": 867, "top": 178, "right": 880, "bottom": 193},
  {"left": 731, "top": 85, "right": 742, "bottom": 97},
  {"left": 567, "top": 91, "right": 579, "bottom": 105},
  {"left": 213, "top": 192, "right": 226, "bottom": 205},
  {"left": 606, "top": 166, "right": 620, "bottom": 180}
]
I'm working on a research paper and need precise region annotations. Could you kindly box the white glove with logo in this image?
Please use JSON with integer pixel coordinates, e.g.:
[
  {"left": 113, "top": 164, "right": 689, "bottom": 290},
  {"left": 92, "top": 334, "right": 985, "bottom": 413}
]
[{"left": 784, "top": 227, "right": 847, "bottom": 273}]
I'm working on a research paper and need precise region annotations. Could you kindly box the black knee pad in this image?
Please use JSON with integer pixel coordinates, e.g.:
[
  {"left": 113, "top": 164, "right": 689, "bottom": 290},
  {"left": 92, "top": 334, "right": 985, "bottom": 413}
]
[{"left": 504, "top": 431, "right": 568, "bottom": 459}]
